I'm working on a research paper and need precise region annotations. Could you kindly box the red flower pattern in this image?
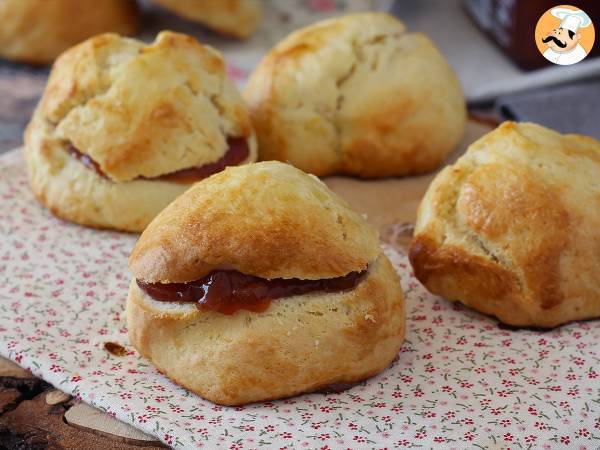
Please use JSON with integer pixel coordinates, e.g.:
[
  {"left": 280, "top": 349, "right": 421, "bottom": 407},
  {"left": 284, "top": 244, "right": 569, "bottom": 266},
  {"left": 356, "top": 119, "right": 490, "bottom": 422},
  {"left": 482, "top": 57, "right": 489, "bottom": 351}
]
[{"left": 0, "top": 152, "right": 598, "bottom": 448}]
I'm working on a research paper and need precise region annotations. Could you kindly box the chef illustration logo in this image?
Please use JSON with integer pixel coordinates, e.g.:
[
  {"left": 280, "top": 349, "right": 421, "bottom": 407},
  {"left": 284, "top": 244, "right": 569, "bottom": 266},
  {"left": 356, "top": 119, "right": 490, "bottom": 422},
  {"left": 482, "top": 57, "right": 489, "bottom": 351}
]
[{"left": 535, "top": 5, "right": 595, "bottom": 65}]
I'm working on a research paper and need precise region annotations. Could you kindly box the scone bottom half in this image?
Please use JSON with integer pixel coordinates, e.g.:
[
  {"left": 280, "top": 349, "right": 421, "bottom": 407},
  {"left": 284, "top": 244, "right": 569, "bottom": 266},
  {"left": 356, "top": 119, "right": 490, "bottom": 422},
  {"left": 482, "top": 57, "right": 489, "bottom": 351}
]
[
  {"left": 409, "top": 121, "right": 600, "bottom": 328},
  {"left": 24, "top": 31, "right": 257, "bottom": 232},
  {"left": 127, "top": 161, "right": 406, "bottom": 405}
]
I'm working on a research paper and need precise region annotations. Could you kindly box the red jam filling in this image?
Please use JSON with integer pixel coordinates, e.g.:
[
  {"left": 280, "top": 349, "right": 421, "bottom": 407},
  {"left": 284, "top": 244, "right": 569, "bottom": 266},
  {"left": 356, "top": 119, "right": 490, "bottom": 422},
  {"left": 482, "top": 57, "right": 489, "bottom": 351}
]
[
  {"left": 137, "top": 269, "right": 366, "bottom": 315},
  {"left": 151, "top": 137, "right": 249, "bottom": 183},
  {"left": 65, "top": 137, "right": 249, "bottom": 183},
  {"left": 66, "top": 144, "right": 105, "bottom": 177}
]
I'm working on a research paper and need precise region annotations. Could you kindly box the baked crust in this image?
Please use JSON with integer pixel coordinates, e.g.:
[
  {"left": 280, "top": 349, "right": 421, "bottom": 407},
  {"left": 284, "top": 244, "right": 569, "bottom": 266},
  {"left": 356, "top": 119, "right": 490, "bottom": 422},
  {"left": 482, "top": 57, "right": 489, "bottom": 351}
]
[
  {"left": 38, "top": 31, "right": 256, "bottom": 182},
  {"left": 244, "top": 12, "right": 466, "bottom": 178},
  {"left": 129, "top": 161, "right": 380, "bottom": 282},
  {"left": 153, "top": 0, "right": 262, "bottom": 38},
  {"left": 409, "top": 122, "right": 600, "bottom": 328},
  {"left": 24, "top": 31, "right": 257, "bottom": 232},
  {"left": 0, "top": 0, "right": 138, "bottom": 64},
  {"left": 127, "top": 253, "right": 405, "bottom": 405}
]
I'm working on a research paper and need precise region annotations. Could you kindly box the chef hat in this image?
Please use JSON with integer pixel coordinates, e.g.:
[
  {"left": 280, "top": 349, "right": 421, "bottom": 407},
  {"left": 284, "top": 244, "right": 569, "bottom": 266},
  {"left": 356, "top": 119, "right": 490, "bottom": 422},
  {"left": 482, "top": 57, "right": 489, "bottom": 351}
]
[{"left": 551, "top": 7, "right": 592, "bottom": 33}]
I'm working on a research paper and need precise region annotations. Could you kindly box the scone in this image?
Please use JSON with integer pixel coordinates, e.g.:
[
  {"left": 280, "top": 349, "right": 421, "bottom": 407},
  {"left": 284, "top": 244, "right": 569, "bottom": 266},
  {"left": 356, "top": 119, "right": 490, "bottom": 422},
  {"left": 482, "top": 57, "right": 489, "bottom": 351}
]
[
  {"left": 152, "top": 0, "right": 262, "bottom": 38},
  {"left": 409, "top": 122, "right": 600, "bottom": 328},
  {"left": 127, "top": 161, "right": 405, "bottom": 405},
  {"left": 24, "top": 31, "right": 257, "bottom": 232},
  {"left": 244, "top": 12, "right": 466, "bottom": 178},
  {"left": 0, "top": 0, "right": 138, "bottom": 64}
]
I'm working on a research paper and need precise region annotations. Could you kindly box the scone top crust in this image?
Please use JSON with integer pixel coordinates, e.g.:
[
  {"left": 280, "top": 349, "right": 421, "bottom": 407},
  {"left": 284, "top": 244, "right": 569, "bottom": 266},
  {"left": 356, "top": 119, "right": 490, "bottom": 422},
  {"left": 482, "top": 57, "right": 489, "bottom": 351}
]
[
  {"left": 152, "top": 0, "right": 262, "bottom": 38},
  {"left": 244, "top": 12, "right": 466, "bottom": 177},
  {"left": 129, "top": 161, "right": 380, "bottom": 283},
  {"left": 38, "top": 31, "right": 255, "bottom": 182},
  {"left": 410, "top": 121, "right": 600, "bottom": 327}
]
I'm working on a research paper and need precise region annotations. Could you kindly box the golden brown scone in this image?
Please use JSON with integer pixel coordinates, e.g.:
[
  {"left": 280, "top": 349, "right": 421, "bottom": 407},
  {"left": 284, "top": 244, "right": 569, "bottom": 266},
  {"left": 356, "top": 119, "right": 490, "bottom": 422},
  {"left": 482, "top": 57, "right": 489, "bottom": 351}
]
[
  {"left": 127, "top": 161, "right": 405, "bottom": 405},
  {"left": 130, "top": 162, "right": 380, "bottom": 282},
  {"left": 409, "top": 122, "right": 600, "bottom": 328},
  {"left": 24, "top": 31, "right": 257, "bottom": 232},
  {"left": 244, "top": 13, "right": 466, "bottom": 178},
  {"left": 0, "top": 0, "right": 138, "bottom": 64},
  {"left": 152, "top": 0, "right": 262, "bottom": 38}
]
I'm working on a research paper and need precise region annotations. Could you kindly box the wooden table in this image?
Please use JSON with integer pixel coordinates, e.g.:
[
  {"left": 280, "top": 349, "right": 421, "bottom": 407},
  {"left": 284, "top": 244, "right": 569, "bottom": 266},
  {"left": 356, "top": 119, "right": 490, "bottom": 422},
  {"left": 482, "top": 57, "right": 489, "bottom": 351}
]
[
  {"left": 0, "top": 120, "right": 494, "bottom": 448},
  {"left": 0, "top": 357, "right": 166, "bottom": 448}
]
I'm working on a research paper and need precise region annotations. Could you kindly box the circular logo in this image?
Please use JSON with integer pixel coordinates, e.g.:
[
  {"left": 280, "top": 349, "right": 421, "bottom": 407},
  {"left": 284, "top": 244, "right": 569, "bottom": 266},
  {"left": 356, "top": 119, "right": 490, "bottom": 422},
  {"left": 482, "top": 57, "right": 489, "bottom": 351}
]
[{"left": 535, "top": 5, "right": 595, "bottom": 66}]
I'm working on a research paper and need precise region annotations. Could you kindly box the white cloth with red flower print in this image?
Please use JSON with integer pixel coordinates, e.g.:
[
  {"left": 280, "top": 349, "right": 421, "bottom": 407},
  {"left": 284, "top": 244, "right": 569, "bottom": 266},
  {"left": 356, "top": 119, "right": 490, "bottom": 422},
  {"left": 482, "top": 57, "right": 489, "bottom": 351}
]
[{"left": 0, "top": 149, "right": 599, "bottom": 449}]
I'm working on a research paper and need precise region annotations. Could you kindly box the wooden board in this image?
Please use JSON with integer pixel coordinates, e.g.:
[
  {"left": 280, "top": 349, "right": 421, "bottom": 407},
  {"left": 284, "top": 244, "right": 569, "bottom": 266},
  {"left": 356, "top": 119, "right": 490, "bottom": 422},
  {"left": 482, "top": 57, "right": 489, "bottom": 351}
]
[
  {"left": 0, "top": 342, "right": 164, "bottom": 448},
  {"left": 65, "top": 402, "right": 161, "bottom": 444}
]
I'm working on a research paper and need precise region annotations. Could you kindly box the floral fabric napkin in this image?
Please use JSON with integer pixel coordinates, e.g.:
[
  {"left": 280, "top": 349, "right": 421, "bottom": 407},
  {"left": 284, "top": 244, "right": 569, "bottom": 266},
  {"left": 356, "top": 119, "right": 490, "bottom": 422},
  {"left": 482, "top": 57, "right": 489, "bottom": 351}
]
[{"left": 1, "top": 149, "right": 599, "bottom": 449}]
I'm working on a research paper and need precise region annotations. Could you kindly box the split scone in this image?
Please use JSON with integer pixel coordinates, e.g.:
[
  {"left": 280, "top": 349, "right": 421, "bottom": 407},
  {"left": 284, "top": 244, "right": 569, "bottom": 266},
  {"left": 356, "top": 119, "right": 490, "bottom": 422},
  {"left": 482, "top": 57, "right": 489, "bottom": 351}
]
[
  {"left": 24, "top": 31, "right": 257, "bottom": 232},
  {"left": 127, "top": 161, "right": 405, "bottom": 405},
  {"left": 409, "top": 122, "right": 600, "bottom": 328},
  {"left": 152, "top": 0, "right": 262, "bottom": 38},
  {"left": 0, "top": 0, "right": 138, "bottom": 64},
  {"left": 244, "top": 12, "right": 466, "bottom": 178}
]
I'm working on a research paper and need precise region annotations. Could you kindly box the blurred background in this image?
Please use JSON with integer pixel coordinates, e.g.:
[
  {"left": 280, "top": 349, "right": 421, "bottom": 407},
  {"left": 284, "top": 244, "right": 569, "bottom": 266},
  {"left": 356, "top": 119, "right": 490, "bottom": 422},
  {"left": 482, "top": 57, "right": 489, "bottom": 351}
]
[{"left": 1, "top": 0, "right": 598, "bottom": 152}]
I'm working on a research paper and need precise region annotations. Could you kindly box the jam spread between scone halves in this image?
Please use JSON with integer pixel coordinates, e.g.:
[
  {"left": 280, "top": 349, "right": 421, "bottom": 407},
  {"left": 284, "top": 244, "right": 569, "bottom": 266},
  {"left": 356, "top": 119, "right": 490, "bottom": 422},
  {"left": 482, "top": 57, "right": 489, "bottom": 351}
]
[
  {"left": 137, "top": 269, "right": 367, "bottom": 315},
  {"left": 66, "top": 137, "right": 249, "bottom": 183}
]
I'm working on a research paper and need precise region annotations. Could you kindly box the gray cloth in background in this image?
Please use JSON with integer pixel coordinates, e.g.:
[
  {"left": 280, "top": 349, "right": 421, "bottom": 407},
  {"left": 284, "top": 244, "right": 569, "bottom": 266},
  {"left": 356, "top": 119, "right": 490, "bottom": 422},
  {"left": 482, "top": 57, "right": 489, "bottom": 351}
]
[{"left": 496, "top": 80, "right": 600, "bottom": 139}]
